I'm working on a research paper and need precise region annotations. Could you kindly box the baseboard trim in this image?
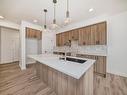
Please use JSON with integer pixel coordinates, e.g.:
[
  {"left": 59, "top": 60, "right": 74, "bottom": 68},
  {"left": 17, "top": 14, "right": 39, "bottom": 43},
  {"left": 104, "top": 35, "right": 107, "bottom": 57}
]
[
  {"left": 0, "top": 61, "right": 19, "bottom": 64},
  {"left": 107, "top": 71, "right": 127, "bottom": 78},
  {"left": 19, "top": 62, "right": 26, "bottom": 70}
]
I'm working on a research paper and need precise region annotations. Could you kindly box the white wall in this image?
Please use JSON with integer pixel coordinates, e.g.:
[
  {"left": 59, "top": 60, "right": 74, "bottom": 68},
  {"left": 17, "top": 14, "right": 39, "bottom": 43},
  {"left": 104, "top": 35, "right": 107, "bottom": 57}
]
[
  {"left": 42, "top": 31, "right": 56, "bottom": 54},
  {"left": 107, "top": 12, "right": 127, "bottom": 77},
  {"left": 26, "top": 39, "right": 39, "bottom": 64},
  {"left": 57, "top": 11, "right": 127, "bottom": 77},
  {"left": 0, "top": 27, "right": 19, "bottom": 64}
]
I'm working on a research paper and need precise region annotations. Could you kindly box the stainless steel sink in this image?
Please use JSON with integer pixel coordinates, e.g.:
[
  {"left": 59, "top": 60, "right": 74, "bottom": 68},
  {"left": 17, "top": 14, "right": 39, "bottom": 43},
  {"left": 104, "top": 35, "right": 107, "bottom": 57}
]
[{"left": 60, "top": 57, "right": 87, "bottom": 64}]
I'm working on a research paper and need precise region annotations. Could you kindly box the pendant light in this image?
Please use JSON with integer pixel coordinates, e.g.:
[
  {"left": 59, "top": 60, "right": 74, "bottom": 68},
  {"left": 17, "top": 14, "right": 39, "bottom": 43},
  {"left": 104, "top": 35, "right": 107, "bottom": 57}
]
[
  {"left": 64, "top": 0, "right": 71, "bottom": 25},
  {"left": 44, "top": 9, "right": 48, "bottom": 32},
  {"left": 51, "top": 0, "right": 58, "bottom": 29}
]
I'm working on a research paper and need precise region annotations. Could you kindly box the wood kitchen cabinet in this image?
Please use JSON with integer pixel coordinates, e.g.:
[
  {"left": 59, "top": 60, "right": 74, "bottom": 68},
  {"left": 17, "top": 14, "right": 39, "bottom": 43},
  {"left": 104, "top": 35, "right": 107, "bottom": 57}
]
[
  {"left": 56, "top": 33, "right": 65, "bottom": 46},
  {"left": 97, "top": 22, "right": 107, "bottom": 45},
  {"left": 56, "top": 29, "right": 79, "bottom": 46},
  {"left": 56, "top": 34, "right": 61, "bottom": 46},
  {"left": 94, "top": 56, "right": 106, "bottom": 77},
  {"left": 91, "top": 24, "right": 98, "bottom": 45},
  {"left": 26, "top": 27, "right": 42, "bottom": 40},
  {"left": 64, "top": 32, "right": 69, "bottom": 43},
  {"left": 78, "top": 26, "right": 91, "bottom": 45},
  {"left": 91, "top": 22, "right": 107, "bottom": 45},
  {"left": 76, "top": 54, "right": 107, "bottom": 77},
  {"left": 56, "top": 21, "right": 107, "bottom": 46},
  {"left": 79, "top": 21, "right": 107, "bottom": 45},
  {"left": 68, "top": 29, "right": 79, "bottom": 41},
  {"left": 56, "top": 34, "right": 60, "bottom": 46},
  {"left": 71, "top": 29, "right": 79, "bottom": 40}
]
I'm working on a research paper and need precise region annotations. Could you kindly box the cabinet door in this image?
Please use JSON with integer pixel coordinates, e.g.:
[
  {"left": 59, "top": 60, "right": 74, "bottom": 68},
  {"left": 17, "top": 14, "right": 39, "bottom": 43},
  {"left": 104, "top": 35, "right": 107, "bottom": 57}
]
[
  {"left": 97, "top": 22, "right": 107, "bottom": 45},
  {"left": 26, "top": 28, "right": 30, "bottom": 38},
  {"left": 64, "top": 32, "right": 69, "bottom": 44},
  {"left": 68, "top": 31, "right": 72, "bottom": 41},
  {"left": 61, "top": 33, "right": 65, "bottom": 46},
  {"left": 78, "top": 28, "right": 84, "bottom": 45},
  {"left": 56, "top": 34, "right": 59, "bottom": 46},
  {"left": 58, "top": 34, "right": 62, "bottom": 46},
  {"left": 33, "top": 30, "right": 37, "bottom": 38},
  {"left": 29, "top": 28, "right": 33, "bottom": 38},
  {"left": 26, "top": 27, "right": 42, "bottom": 39},
  {"left": 94, "top": 56, "right": 106, "bottom": 77},
  {"left": 91, "top": 24, "right": 99, "bottom": 45},
  {"left": 91, "top": 22, "right": 107, "bottom": 45},
  {"left": 84, "top": 26, "right": 91, "bottom": 45},
  {"left": 30, "top": 29, "right": 36, "bottom": 38},
  {"left": 78, "top": 26, "right": 91, "bottom": 45},
  {"left": 71, "top": 29, "right": 79, "bottom": 40},
  {"left": 76, "top": 54, "right": 106, "bottom": 77}
]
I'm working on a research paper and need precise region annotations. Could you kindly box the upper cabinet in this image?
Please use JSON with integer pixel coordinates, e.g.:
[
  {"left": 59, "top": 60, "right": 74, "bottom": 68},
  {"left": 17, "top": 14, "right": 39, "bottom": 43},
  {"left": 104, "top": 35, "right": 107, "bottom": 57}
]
[
  {"left": 26, "top": 27, "right": 42, "bottom": 40},
  {"left": 79, "top": 22, "right": 107, "bottom": 45},
  {"left": 97, "top": 22, "right": 107, "bottom": 45},
  {"left": 78, "top": 26, "right": 91, "bottom": 45},
  {"left": 56, "top": 21, "right": 107, "bottom": 47},
  {"left": 71, "top": 29, "right": 79, "bottom": 40},
  {"left": 56, "top": 30, "right": 79, "bottom": 47}
]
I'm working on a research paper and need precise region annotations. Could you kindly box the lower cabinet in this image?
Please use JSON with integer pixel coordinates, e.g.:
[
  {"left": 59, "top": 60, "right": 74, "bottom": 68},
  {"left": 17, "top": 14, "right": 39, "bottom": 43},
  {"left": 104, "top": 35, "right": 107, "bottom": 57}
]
[{"left": 76, "top": 54, "right": 107, "bottom": 77}]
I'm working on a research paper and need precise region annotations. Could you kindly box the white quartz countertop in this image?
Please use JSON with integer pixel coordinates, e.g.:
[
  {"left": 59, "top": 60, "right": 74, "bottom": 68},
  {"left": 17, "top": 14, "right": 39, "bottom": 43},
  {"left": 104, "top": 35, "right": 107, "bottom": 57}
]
[{"left": 28, "top": 54, "right": 96, "bottom": 79}]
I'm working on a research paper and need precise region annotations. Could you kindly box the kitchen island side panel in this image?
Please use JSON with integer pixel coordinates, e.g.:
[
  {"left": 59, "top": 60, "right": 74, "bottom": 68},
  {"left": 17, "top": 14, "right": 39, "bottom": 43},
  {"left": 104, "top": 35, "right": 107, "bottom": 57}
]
[{"left": 35, "top": 62, "right": 93, "bottom": 95}]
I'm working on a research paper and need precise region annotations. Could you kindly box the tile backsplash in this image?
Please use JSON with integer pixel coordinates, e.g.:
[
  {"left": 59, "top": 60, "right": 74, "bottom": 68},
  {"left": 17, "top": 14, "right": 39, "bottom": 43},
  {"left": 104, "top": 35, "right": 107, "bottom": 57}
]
[{"left": 54, "top": 41, "right": 107, "bottom": 56}]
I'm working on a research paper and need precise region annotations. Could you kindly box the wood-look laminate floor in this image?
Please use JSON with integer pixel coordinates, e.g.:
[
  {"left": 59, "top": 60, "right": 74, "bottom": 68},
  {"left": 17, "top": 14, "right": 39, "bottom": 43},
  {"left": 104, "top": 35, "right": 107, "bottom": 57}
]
[
  {"left": 0, "top": 62, "right": 127, "bottom": 95},
  {"left": 0, "top": 62, "right": 56, "bottom": 95}
]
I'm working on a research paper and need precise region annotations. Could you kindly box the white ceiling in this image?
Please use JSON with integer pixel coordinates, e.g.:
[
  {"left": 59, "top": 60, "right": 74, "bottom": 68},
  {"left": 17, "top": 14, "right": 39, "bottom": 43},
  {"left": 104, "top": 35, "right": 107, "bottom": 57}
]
[{"left": 0, "top": 0, "right": 127, "bottom": 26}]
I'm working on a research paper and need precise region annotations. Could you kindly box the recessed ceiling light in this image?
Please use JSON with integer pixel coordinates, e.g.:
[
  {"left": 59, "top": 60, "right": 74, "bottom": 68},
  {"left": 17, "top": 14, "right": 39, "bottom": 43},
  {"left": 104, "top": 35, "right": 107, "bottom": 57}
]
[
  {"left": 0, "top": 15, "right": 4, "bottom": 19},
  {"left": 89, "top": 8, "right": 94, "bottom": 12},
  {"left": 33, "top": 19, "right": 38, "bottom": 23}
]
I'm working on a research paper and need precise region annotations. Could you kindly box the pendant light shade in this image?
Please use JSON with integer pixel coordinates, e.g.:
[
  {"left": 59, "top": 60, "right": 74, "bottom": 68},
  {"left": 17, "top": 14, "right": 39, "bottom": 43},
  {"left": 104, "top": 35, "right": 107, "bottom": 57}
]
[
  {"left": 64, "top": 0, "right": 71, "bottom": 25},
  {"left": 44, "top": 9, "right": 48, "bottom": 32},
  {"left": 51, "top": 0, "right": 59, "bottom": 30}
]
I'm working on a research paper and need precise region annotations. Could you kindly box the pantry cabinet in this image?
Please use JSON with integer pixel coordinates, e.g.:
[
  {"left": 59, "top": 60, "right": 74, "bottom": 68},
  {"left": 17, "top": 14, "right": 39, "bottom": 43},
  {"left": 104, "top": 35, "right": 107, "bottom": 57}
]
[
  {"left": 26, "top": 27, "right": 42, "bottom": 40},
  {"left": 76, "top": 54, "right": 107, "bottom": 77}
]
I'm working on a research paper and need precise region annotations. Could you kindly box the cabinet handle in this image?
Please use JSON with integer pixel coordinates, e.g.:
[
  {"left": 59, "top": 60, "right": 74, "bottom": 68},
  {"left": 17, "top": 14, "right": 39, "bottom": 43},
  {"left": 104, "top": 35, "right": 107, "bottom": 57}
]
[
  {"left": 83, "top": 42, "right": 86, "bottom": 45},
  {"left": 96, "top": 41, "right": 100, "bottom": 44},
  {"left": 98, "top": 41, "right": 100, "bottom": 44},
  {"left": 95, "top": 56, "right": 98, "bottom": 60}
]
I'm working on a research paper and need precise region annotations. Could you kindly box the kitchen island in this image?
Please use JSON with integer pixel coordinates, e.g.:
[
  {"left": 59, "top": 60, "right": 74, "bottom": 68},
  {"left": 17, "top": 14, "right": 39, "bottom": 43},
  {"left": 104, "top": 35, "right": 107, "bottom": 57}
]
[{"left": 29, "top": 54, "right": 95, "bottom": 95}]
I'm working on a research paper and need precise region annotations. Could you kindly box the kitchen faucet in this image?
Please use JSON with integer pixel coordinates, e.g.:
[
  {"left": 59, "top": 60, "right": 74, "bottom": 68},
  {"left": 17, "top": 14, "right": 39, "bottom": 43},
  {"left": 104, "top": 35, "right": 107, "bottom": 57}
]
[{"left": 64, "top": 40, "right": 71, "bottom": 61}]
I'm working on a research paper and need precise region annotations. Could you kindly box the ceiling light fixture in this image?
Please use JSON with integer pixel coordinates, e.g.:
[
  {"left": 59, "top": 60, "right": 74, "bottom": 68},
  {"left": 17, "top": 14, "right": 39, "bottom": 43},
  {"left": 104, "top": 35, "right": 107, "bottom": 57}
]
[
  {"left": 44, "top": 9, "right": 48, "bottom": 32},
  {"left": 0, "top": 15, "right": 4, "bottom": 19},
  {"left": 33, "top": 19, "right": 38, "bottom": 23},
  {"left": 64, "top": 0, "right": 71, "bottom": 25},
  {"left": 89, "top": 8, "right": 94, "bottom": 12},
  {"left": 51, "top": 0, "right": 59, "bottom": 30}
]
